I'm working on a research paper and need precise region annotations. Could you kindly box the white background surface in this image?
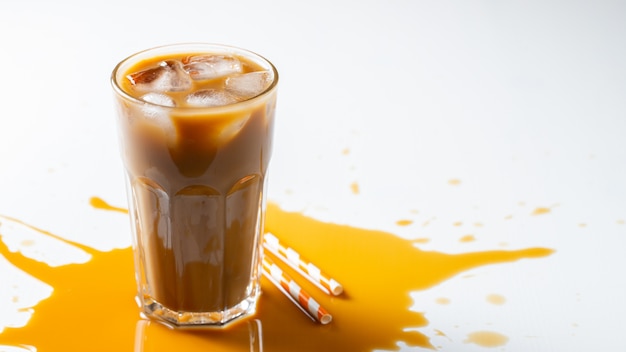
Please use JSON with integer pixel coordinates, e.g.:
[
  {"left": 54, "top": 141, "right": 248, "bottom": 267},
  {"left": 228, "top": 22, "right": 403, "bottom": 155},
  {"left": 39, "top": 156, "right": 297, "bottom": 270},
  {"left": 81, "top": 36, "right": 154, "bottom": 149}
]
[{"left": 1, "top": 0, "right": 625, "bottom": 351}]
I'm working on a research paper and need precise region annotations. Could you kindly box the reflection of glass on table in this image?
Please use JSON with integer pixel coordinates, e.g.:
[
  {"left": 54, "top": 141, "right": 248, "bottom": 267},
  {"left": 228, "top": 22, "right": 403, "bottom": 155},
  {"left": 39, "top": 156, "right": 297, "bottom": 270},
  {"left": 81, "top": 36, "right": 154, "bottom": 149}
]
[{"left": 134, "top": 318, "right": 263, "bottom": 352}]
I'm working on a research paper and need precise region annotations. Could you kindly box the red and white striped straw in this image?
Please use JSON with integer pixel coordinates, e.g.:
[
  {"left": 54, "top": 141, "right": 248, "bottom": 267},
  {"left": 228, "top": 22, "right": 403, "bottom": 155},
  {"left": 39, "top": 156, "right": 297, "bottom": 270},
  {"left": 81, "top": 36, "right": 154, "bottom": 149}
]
[
  {"left": 263, "top": 232, "right": 344, "bottom": 296},
  {"left": 262, "top": 255, "right": 332, "bottom": 325}
]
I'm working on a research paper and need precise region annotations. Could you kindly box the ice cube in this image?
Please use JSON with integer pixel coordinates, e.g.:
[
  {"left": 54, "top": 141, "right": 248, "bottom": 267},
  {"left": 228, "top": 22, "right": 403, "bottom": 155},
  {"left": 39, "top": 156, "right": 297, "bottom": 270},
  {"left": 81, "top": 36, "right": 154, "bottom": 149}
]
[
  {"left": 218, "top": 113, "right": 250, "bottom": 142},
  {"left": 139, "top": 93, "right": 175, "bottom": 137},
  {"left": 225, "top": 71, "right": 272, "bottom": 99},
  {"left": 127, "top": 60, "right": 192, "bottom": 92},
  {"left": 140, "top": 92, "right": 176, "bottom": 107},
  {"left": 186, "top": 89, "right": 239, "bottom": 107},
  {"left": 136, "top": 94, "right": 176, "bottom": 141},
  {"left": 138, "top": 105, "right": 177, "bottom": 144},
  {"left": 182, "top": 55, "right": 243, "bottom": 80}
]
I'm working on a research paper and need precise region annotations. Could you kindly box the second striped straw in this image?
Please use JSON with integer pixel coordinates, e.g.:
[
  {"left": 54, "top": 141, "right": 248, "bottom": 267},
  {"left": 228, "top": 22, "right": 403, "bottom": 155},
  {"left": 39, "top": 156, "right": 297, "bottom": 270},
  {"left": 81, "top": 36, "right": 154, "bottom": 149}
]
[
  {"left": 262, "top": 255, "right": 333, "bottom": 324},
  {"left": 263, "top": 232, "right": 344, "bottom": 296}
]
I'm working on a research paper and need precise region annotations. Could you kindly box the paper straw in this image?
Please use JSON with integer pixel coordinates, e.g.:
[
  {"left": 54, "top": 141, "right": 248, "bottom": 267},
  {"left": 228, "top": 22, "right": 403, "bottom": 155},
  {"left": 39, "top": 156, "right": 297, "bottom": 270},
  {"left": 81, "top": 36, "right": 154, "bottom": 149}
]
[
  {"left": 263, "top": 232, "right": 344, "bottom": 296},
  {"left": 262, "top": 255, "right": 332, "bottom": 325}
]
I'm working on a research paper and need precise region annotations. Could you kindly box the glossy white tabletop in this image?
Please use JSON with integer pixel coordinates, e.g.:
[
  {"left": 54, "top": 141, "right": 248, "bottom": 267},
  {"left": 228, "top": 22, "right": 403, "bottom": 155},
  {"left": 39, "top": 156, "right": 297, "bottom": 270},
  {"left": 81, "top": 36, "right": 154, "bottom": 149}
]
[{"left": 1, "top": 0, "right": 625, "bottom": 351}]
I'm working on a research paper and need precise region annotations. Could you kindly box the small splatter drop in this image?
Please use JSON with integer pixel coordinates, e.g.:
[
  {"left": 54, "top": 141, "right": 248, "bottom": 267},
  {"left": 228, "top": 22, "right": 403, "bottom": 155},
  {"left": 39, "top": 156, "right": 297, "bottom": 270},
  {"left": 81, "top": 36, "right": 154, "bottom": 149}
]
[
  {"left": 504, "top": 214, "right": 513, "bottom": 220},
  {"left": 350, "top": 182, "right": 360, "bottom": 195},
  {"left": 617, "top": 219, "right": 625, "bottom": 225},
  {"left": 342, "top": 148, "right": 350, "bottom": 155},
  {"left": 435, "top": 330, "right": 445, "bottom": 336},
  {"left": 448, "top": 179, "right": 461, "bottom": 185},
  {"left": 436, "top": 297, "right": 451, "bottom": 305},
  {"left": 474, "top": 222, "right": 484, "bottom": 227},
  {"left": 465, "top": 331, "right": 509, "bottom": 347},
  {"left": 459, "top": 234, "right": 476, "bottom": 243},
  {"left": 578, "top": 223, "right": 587, "bottom": 228},
  {"left": 89, "top": 197, "right": 128, "bottom": 214},
  {"left": 532, "top": 207, "right": 551, "bottom": 216},
  {"left": 422, "top": 217, "right": 435, "bottom": 227},
  {"left": 396, "top": 219, "right": 413, "bottom": 226},
  {"left": 486, "top": 294, "right": 506, "bottom": 305},
  {"left": 453, "top": 221, "right": 463, "bottom": 227},
  {"left": 20, "top": 239, "right": 35, "bottom": 246}
]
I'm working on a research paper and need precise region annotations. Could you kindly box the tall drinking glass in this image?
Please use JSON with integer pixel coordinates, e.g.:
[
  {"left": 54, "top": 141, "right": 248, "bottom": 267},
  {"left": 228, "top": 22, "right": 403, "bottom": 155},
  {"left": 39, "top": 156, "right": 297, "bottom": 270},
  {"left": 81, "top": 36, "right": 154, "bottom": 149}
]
[{"left": 111, "top": 43, "right": 278, "bottom": 327}]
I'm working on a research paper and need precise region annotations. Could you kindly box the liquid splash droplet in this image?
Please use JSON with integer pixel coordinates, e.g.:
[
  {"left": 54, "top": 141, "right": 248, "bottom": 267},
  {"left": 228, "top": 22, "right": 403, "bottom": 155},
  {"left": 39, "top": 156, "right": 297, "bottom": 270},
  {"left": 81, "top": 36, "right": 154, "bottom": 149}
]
[{"left": 465, "top": 331, "right": 509, "bottom": 347}]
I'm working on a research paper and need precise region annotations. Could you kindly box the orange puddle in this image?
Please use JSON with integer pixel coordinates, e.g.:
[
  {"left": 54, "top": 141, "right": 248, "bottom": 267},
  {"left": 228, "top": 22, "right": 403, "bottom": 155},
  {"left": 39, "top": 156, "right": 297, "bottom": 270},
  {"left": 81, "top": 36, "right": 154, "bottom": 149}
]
[{"left": 0, "top": 197, "right": 553, "bottom": 351}]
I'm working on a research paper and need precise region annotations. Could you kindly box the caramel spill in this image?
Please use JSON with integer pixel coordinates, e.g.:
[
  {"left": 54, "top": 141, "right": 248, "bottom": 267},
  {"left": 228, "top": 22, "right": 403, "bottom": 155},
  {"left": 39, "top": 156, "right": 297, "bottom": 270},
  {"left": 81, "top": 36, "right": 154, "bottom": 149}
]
[
  {"left": 486, "top": 294, "right": 506, "bottom": 305},
  {"left": 532, "top": 207, "right": 551, "bottom": 216},
  {"left": 422, "top": 217, "right": 435, "bottom": 227},
  {"left": 88, "top": 197, "right": 128, "bottom": 214},
  {"left": 459, "top": 234, "right": 476, "bottom": 243},
  {"left": 350, "top": 182, "right": 360, "bottom": 195},
  {"left": 0, "top": 197, "right": 554, "bottom": 351},
  {"left": 435, "top": 297, "right": 451, "bottom": 305},
  {"left": 465, "top": 330, "right": 509, "bottom": 347},
  {"left": 395, "top": 219, "right": 413, "bottom": 227}
]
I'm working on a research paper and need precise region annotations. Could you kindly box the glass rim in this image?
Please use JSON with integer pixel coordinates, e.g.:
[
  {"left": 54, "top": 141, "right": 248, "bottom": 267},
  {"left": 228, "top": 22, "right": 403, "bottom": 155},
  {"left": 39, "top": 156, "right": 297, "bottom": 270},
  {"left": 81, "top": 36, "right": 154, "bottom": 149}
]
[{"left": 111, "top": 42, "right": 279, "bottom": 112}]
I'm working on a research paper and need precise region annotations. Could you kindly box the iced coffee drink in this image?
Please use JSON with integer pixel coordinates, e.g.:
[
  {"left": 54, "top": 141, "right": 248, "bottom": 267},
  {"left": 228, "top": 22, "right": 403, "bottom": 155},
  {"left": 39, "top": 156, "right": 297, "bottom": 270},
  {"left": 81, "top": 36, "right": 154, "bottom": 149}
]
[{"left": 111, "top": 44, "right": 278, "bottom": 326}]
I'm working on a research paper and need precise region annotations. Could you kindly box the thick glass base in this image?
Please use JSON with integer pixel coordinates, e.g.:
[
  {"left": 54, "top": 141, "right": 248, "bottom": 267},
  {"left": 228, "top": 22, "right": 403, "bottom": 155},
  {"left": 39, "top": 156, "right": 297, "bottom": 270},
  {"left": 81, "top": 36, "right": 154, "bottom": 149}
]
[{"left": 139, "top": 292, "right": 259, "bottom": 328}]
